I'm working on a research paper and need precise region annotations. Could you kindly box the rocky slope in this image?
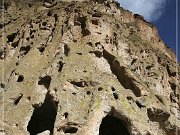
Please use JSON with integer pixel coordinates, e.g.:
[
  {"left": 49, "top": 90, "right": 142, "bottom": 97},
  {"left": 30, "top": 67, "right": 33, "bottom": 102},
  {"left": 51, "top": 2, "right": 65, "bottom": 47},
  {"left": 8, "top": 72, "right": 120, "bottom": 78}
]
[{"left": 0, "top": 0, "right": 180, "bottom": 135}]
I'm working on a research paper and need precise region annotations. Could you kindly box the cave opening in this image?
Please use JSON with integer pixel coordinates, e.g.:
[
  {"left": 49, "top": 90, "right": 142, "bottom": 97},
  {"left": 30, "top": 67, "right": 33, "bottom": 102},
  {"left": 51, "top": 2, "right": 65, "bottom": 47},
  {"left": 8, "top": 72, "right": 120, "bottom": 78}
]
[
  {"left": 17, "top": 75, "right": 24, "bottom": 82},
  {"left": 99, "top": 114, "right": 130, "bottom": 135},
  {"left": 64, "top": 127, "right": 78, "bottom": 134},
  {"left": 27, "top": 93, "right": 58, "bottom": 135},
  {"left": 38, "top": 75, "right": 52, "bottom": 89}
]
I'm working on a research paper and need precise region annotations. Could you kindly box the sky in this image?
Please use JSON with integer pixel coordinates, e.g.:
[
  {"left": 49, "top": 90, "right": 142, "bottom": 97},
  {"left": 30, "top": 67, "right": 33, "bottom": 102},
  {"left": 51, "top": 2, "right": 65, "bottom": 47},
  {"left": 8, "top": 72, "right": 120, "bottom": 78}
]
[{"left": 118, "top": 0, "right": 179, "bottom": 61}]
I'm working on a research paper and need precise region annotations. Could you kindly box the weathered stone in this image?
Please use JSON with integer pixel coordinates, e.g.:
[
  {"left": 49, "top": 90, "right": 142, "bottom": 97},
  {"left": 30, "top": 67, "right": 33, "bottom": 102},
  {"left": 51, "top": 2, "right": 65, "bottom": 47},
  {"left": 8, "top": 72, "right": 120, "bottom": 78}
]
[{"left": 0, "top": 0, "right": 179, "bottom": 135}]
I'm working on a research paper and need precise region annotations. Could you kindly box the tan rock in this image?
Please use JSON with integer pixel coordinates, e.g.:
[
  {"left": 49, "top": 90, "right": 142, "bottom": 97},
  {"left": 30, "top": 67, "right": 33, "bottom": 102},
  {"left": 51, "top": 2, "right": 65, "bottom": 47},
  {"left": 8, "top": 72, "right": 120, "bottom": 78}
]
[{"left": 0, "top": 0, "right": 179, "bottom": 135}]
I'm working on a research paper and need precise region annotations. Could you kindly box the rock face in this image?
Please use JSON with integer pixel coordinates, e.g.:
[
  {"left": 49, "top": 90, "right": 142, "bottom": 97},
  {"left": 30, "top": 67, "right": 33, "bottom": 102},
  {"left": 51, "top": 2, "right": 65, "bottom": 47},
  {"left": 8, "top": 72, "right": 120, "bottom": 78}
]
[{"left": 0, "top": 0, "right": 180, "bottom": 135}]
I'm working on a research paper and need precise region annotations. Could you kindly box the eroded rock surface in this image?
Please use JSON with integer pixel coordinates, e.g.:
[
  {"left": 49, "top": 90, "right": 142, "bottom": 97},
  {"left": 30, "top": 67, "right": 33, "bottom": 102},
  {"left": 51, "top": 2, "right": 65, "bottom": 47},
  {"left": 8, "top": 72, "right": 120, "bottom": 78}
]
[{"left": 0, "top": 0, "right": 180, "bottom": 135}]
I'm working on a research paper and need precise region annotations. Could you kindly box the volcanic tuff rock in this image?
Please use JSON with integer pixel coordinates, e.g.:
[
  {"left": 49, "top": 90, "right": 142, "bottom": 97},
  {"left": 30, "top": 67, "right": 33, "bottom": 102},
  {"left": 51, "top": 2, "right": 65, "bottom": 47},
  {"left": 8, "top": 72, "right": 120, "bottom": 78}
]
[{"left": 0, "top": 0, "right": 180, "bottom": 135}]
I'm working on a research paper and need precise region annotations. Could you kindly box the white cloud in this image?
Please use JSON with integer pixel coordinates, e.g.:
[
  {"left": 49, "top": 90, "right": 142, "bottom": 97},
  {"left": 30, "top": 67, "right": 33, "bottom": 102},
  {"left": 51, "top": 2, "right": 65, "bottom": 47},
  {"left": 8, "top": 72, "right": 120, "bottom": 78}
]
[{"left": 117, "top": 0, "right": 167, "bottom": 21}]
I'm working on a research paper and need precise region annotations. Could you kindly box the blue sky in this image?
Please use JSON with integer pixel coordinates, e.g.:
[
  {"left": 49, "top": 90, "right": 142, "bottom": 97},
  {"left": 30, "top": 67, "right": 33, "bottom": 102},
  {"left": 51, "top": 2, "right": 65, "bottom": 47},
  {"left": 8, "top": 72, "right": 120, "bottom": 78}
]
[{"left": 118, "top": 0, "right": 179, "bottom": 61}]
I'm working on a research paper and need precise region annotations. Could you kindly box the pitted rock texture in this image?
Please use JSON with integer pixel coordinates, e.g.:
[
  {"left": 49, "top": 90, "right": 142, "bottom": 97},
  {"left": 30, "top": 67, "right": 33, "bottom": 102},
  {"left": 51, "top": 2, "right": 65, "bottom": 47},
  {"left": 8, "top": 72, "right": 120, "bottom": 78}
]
[{"left": 0, "top": 0, "right": 180, "bottom": 135}]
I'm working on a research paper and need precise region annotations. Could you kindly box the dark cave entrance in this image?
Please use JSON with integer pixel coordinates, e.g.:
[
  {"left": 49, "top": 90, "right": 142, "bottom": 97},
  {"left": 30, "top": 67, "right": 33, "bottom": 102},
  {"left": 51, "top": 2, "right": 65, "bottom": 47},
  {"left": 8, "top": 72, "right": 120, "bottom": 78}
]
[
  {"left": 27, "top": 93, "right": 58, "bottom": 135},
  {"left": 99, "top": 114, "right": 130, "bottom": 135}
]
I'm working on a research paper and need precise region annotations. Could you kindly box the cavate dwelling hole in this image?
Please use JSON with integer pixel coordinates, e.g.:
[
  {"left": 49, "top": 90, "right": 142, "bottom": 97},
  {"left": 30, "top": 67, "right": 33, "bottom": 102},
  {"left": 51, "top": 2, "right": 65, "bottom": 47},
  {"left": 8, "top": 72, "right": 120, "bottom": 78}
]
[
  {"left": 42, "top": 21, "right": 47, "bottom": 26},
  {"left": 19, "top": 45, "right": 31, "bottom": 56},
  {"left": 27, "top": 96, "right": 31, "bottom": 101},
  {"left": 0, "top": 83, "right": 5, "bottom": 89},
  {"left": 38, "top": 75, "right": 52, "bottom": 89},
  {"left": 38, "top": 46, "right": 45, "bottom": 53},
  {"left": 113, "top": 93, "right": 119, "bottom": 100},
  {"left": 64, "top": 44, "right": 70, "bottom": 56},
  {"left": 86, "top": 42, "right": 93, "bottom": 47},
  {"left": 99, "top": 111, "right": 130, "bottom": 135},
  {"left": 64, "top": 127, "right": 78, "bottom": 134},
  {"left": 77, "top": 16, "right": 86, "bottom": 29},
  {"left": 57, "top": 61, "right": 64, "bottom": 72},
  {"left": 14, "top": 94, "right": 23, "bottom": 105},
  {"left": 31, "top": 35, "right": 34, "bottom": 39},
  {"left": 111, "top": 87, "right": 116, "bottom": 92},
  {"left": 146, "top": 65, "right": 153, "bottom": 70},
  {"left": 98, "top": 87, "right": 103, "bottom": 91},
  {"left": 76, "top": 16, "right": 91, "bottom": 36},
  {"left": 135, "top": 101, "right": 145, "bottom": 108},
  {"left": 147, "top": 108, "right": 170, "bottom": 122},
  {"left": 82, "top": 29, "right": 91, "bottom": 37},
  {"left": 126, "top": 96, "right": 133, "bottom": 101},
  {"left": 47, "top": 10, "right": 53, "bottom": 16},
  {"left": 86, "top": 91, "right": 91, "bottom": 95},
  {"left": 64, "top": 112, "right": 69, "bottom": 119},
  {"left": 92, "top": 19, "right": 99, "bottom": 25},
  {"left": 11, "top": 40, "right": 19, "bottom": 48},
  {"left": 0, "top": 23, "right": 4, "bottom": 29},
  {"left": 111, "top": 87, "right": 119, "bottom": 100},
  {"left": 131, "top": 59, "right": 137, "bottom": 65},
  {"left": 70, "top": 81, "right": 88, "bottom": 87},
  {"left": 7, "top": 32, "right": 17, "bottom": 42},
  {"left": 16, "top": 62, "right": 19, "bottom": 66},
  {"left": 54, "top": 14, "right": 58, "bottom": 22},
  {"left": 72, "top": 92, "right": 76, "bottom": 95},
  {"left": 76, "top": 52, "right": 82, "bottom": 55},
  {"left": 17, "top": 75, "right": 24, "bottom": 82},
  {"left": 27, "top": 93, "right": 58, "bottom": 135},
  {"left": 58, "top": 122, "right": 79, "bottom": 133},
  {"left": 169, "top": 82, "right": 176, "bottom": 91}
]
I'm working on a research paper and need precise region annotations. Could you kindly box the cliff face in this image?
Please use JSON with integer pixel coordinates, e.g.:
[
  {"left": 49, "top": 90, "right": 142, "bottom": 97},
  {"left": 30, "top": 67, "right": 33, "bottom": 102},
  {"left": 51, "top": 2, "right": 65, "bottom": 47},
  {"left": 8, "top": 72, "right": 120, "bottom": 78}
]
[{"left": 0, "top": 0, "right": 180, "bottom": 135}]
